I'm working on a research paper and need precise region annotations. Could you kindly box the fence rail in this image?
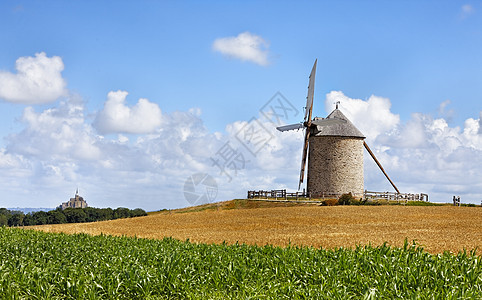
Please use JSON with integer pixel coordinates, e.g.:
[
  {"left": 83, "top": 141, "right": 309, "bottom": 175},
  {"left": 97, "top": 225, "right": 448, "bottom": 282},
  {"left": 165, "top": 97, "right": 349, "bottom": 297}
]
[
  {"left": 247, "top": 189, "right": 429, "bottom": 202},
  {"left": 364, "top": 191, "right": 429, "bottom": 202},
  {"left": 247, "top": 189, "right": 307, "bottom": 200}
]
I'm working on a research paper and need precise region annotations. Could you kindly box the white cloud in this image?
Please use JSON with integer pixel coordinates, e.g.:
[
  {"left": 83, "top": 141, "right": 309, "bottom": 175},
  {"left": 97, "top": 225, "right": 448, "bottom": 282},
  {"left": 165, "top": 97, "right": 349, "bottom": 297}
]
[
  {"left": 1, "top": 89, "right": 482, "bottom": 210},
  {"left": 321, "top": 92, "right": 482, "bottom": 202},
  {"left": 325, "top": 91, "right": 400, "bottom": 143},
  {"left": 463, "top": 114, "right": 482, "bottom": 148},
  {"left": 0, "top": 148, "right": 23, "bottom": 169},
  {"left": 2, "top": 97, "right": 225, "bottom": 209},
  {"left": 437, "top": 99, "right": 455, "bottom": 122},
  {"left": 213, "top": 32, "right": 270, "bottom": 66},
  {"left": 0, "top": 52, "right": 66, "bottom": 104},
  {"left": 93, "top": 90, "right": 163, "bottom": 134},
  {"left": 7, "top": 97, "right": 101, "bottom": 162},
  {"left": 479, "top": 111, "right": 482, "bottom": 134}
]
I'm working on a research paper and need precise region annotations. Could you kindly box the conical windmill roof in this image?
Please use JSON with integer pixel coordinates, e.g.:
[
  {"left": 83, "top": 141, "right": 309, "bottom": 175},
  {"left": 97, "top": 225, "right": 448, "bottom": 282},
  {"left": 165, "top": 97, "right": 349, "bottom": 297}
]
[{"left": 312, "top": 109, "right": 365, "bottom": 138}]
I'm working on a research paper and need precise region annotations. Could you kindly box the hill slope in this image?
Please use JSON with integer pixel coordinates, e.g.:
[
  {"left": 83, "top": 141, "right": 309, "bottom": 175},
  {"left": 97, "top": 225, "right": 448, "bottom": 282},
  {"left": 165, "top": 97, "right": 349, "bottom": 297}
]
[{"left": 30, "top": 199, "right": 482, "bottom": 253}]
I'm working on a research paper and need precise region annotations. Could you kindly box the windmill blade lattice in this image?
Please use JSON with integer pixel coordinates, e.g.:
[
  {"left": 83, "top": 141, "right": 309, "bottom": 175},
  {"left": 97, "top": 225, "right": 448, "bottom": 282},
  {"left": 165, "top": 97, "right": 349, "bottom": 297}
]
[{"left": 299, "top": 59, "right": 317, "bottom": 190}]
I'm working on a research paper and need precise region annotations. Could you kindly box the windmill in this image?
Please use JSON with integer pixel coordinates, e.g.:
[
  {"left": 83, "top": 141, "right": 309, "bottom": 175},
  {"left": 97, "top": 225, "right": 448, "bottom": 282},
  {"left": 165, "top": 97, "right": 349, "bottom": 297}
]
[{"left": 277, "top": 59, "right": 399, "bottom": 197}]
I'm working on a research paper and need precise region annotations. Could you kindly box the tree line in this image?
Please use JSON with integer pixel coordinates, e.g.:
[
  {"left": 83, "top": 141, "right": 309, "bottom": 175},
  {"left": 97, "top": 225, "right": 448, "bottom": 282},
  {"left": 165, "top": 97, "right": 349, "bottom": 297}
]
[{"left": 0, "top": 207, "right": 147, "bottom": 227}]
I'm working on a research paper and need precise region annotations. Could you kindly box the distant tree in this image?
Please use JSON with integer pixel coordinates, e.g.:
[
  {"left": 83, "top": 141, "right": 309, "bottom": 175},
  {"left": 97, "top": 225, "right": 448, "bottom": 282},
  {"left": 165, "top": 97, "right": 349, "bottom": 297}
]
[
  {"left": 0, "top": 214, "right": 7, "bottom": 227},
  {"left": 8, "top": 212, "right": 24, "bottom": 226},
  {"left": 131, "top": 208, "right": 147, "bottom": 217},
  {"left": 23, "top": 214, "right": 35, "bottom": 226},
  {"left": 64, "top": 208, "right": 87, "bottom": 223},
  {"left": 0, "top": 206, "right": 148, "bottom": 226},
  {"left": 98, "top": 208, "right": 113, "bottom": 221},
  {"left": 0, "top": 208, "right": 9, "bottom": 216},
  {"left": 33, "top": 211, "right": 49, "bottom": 225},
  {"left": 48, "top": 209, "right": 67, "bottom": 224},
  {"left": 113, "top": 207, "right": 131, "bottom": 219},
  {"left": 84, "top": 207, "right": 101, "bottom": 222}
]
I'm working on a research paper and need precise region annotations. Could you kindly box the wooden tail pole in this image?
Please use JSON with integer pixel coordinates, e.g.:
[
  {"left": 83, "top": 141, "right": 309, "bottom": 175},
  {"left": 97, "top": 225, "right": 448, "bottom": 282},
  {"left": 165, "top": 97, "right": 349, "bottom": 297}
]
[{"left": 363, "top": 141, "right": 400, "bottom": 194}]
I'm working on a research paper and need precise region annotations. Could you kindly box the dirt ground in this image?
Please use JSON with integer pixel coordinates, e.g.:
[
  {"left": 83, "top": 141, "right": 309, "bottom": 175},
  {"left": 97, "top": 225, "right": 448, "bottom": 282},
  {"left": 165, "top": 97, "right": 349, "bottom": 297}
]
[{"left": 30, "top": 204, "right": 482, "bottom": 254}]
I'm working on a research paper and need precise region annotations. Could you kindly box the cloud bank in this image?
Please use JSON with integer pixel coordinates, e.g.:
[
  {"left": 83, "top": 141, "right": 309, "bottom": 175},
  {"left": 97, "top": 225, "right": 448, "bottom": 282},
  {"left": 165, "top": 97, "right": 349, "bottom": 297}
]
[
  {"left": 213, "top": 32, "right": 270, "bottom": 66},
  {"left": 0, "top": 54, "right": 481, "bottom": 210},
  {"left": 325, "top": 91, "right": 400, "bottom": 143},
  {"left": 93, "top": 90, "right": 162, "bottom": 134},
  {"left": 0, "top": 52, "right": 66, "bottom": 104},
  {"left": 325, "top": 91, "right": 482, "bottom": 201},
  {"left": 1, "top": 90, "right": 481, "bottom": 210}
]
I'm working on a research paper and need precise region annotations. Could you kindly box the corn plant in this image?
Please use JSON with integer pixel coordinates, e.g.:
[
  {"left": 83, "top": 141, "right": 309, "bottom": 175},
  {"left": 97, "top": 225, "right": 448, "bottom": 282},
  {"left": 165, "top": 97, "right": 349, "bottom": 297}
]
[{"left": 0, "top": 228, "right": 481, "bottom": 299}]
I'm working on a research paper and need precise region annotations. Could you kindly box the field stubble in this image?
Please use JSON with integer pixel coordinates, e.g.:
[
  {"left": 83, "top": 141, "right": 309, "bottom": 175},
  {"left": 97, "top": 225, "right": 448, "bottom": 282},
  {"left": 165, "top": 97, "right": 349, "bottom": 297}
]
[{"left": 31, "top": 203, "right": 482, "bottom": 253}]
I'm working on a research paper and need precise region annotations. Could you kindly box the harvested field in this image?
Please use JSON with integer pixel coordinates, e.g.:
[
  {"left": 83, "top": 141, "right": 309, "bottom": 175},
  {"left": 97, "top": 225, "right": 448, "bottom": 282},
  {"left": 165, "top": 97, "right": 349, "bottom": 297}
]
[{"left": 31, "top": 201, "right": 482, "bottom": 253}]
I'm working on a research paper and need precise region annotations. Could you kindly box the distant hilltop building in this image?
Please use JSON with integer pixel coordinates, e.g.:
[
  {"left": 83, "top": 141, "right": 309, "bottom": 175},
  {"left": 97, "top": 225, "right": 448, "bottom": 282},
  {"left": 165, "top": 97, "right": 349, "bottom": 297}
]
[{"left": 59, "top": 189, "right": 88, "bottom": 210}]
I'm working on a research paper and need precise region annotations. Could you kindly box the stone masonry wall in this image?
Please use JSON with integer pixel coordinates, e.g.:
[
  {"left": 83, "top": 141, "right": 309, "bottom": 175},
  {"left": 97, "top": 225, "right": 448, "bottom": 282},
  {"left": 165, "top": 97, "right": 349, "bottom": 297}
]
[
  {"left": 60, "top": 195, "right": 88, "bottom": 210},
  {"left": 307, "top": 136, "right": 364, "bottom": 198}
]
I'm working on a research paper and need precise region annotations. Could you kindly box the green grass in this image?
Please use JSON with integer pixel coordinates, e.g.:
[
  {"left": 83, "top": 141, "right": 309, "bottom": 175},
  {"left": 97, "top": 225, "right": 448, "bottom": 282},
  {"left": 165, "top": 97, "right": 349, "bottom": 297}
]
[
  {"left": 404, "top": 201, "right": 444, "bottom": 206},
  {"left": 1, "top": 227, "right": 482, "bottom": 299}
]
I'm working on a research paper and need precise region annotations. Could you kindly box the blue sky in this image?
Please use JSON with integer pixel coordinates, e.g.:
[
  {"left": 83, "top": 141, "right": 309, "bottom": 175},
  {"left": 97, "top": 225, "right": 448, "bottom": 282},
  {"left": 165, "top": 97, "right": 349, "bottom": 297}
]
[{"left": 0, "top": 1, "right": 481, "bottom": 210}]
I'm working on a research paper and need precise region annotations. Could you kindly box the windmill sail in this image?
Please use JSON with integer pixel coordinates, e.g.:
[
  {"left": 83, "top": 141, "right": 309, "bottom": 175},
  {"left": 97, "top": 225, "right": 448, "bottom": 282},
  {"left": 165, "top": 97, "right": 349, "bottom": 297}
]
[
  {"left": 299, "top": 129, "right": 310, "bottom": 190},
  {"left": 276, "top": 59, "right": 400, "bottom": 197},
  {"left": 276, "top": 123, "right": 304, "bottom": 132},
  {"left": 298, "top": 59, "right": 317, "bottom": 190},
  {"left": 304, "top": 59, "right": 317, "bottom": 125},
  {"left": 363, "top": 141, "right": 400, "bottom": 193}
]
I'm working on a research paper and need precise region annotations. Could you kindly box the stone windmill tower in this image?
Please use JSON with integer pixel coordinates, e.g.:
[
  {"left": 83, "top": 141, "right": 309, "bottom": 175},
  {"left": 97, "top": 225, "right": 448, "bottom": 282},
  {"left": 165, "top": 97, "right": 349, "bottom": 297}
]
[
  {"left": 277, "top": 60, "right": 399, "bottom": 197},
  {"left": 307, "top": 104, "right": 366, "bottom": 197}
]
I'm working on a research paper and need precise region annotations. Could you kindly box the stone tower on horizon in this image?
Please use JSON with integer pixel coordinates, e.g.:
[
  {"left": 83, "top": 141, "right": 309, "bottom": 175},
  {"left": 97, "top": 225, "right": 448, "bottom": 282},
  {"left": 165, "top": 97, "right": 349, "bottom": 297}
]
[{"left": 59, "top": 189, "right": 88, "bottom": 210}]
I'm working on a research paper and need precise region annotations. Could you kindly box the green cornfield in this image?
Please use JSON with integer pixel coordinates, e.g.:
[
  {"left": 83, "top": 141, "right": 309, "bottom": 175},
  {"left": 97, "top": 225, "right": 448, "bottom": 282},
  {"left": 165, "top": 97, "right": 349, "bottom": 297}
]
[{"left": 1, "top": 227, "right": 481, "bottom": 299}]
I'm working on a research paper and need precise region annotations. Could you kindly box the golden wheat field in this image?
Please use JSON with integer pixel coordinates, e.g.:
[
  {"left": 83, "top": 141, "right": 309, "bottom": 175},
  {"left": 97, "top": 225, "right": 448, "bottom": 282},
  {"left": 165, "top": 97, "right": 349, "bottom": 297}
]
[{"left": 31, "top": 201, "right": 482, "bottom": 254}]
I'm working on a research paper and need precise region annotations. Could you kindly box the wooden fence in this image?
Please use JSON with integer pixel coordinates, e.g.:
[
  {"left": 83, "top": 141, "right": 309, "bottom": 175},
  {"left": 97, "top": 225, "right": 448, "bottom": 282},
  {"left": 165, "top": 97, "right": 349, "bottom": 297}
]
[
  {"left": 247, "top": 189, "right": 307, "bottom": 200},
  {"left": 247, "top": 190, "right": 341, "bottom": 200},
  {"left": 247, "top": 189, "right": 429, "bottom": 202},
  {"left": 364, "top": 191, "right": 429, "bottom": 202}
]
